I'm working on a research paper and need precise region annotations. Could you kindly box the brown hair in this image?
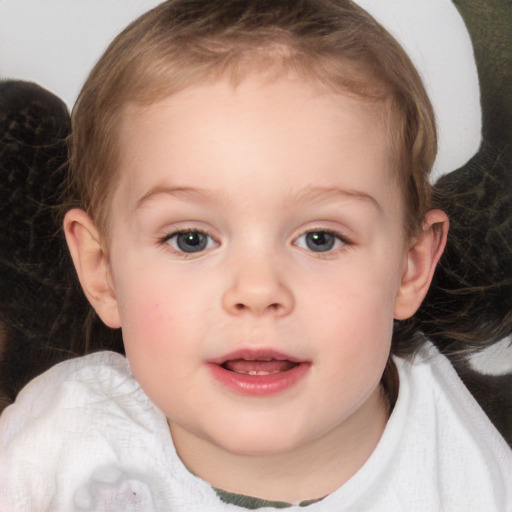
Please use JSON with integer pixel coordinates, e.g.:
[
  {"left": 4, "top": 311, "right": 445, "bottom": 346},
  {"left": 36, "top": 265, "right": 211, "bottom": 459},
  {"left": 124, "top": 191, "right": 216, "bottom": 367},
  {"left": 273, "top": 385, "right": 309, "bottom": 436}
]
[{"left": 67, "top": 0, "right": 436, "bottom": 241}]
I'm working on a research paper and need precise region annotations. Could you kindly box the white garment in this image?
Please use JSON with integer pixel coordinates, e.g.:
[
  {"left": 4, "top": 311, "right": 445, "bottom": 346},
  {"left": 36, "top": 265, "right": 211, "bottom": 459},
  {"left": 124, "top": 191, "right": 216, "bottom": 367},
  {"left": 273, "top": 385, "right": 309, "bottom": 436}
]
[{"left": 0, "top": 347, "right": 510, "bottom": 512}]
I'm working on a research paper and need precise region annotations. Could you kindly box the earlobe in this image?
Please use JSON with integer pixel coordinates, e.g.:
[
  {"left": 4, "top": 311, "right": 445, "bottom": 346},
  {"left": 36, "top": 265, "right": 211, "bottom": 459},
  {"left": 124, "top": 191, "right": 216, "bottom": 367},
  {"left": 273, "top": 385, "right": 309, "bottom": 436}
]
[
  {"left": 63, "top": 209, "right": 122, "bottom": 328},
  {"left": 394, "top": 209, "right": 449, "bottom": 320}
]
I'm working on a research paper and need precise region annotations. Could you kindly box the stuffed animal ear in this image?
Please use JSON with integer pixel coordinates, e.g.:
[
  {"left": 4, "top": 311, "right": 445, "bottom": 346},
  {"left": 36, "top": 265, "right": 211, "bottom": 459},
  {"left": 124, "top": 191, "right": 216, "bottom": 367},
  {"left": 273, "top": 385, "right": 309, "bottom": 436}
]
[
  {"left": 64, "top": 209, "right": 121, "bottom": 329},
  {"left": 0, "top": 80, "right": 88, "bottom": 408},
  {"left": 394, "top": 210, "right": 449, "bottom": 320},
  {"left": 424, "top": 0, "right": 512, "bottom": 352}
]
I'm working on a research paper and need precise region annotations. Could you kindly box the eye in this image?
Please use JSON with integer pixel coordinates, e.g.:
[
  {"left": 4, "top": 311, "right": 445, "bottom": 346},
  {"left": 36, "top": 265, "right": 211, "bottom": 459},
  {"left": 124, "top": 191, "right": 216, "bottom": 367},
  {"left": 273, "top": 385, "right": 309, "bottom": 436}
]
[
  {"left": 164, "top": 230, "right": 217, "bottom": 253},
  {"left": 294, "top": 230, "right": 347, "bottom": 253}
]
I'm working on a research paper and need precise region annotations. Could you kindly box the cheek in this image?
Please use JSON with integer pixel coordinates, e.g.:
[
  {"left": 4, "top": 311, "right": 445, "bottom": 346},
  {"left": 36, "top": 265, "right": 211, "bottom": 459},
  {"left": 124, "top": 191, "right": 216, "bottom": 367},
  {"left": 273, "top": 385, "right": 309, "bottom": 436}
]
[
  {"left": 113, "top": 262, "right": 215, "bottom": 364},
  {"left": 116, "top": 275, "right": 164, "bottom": 326},
  {"left": 127, "top": 302, "right": 171, "bottom": 349},
  {"left": 301, "top": 258, "right": 400, "bottom": 364},
  {"left": 311, "top": 259, "right": 399, "bottom": 322},
  {"left": 117, "top": 281, "right": 198, "bottom": 401}
]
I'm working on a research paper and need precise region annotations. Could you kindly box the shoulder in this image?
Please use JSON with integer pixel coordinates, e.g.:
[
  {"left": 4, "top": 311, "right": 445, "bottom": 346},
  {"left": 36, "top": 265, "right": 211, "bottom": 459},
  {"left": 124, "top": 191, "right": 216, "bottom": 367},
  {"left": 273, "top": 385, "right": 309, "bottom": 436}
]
[
  {"left": 19, "top": 350, "right": 130, "bottom": 392},
  {"left": 0, "top": 352, "right": 172, "bottom": 511},
  {"left": 0, "top": 351, "right": 167, "bottom": 452},
  {"left": 0, "top": 351, "right": 134, "bottom": 431},
  {"left": 392, "top": 345, "right": 512, "bottom": 510},
  {"left": 0, "top": 351, "right": 140, "bottom": 454},
  {"left": 397, "top": 344, "right": 509, "bottom": 443}
]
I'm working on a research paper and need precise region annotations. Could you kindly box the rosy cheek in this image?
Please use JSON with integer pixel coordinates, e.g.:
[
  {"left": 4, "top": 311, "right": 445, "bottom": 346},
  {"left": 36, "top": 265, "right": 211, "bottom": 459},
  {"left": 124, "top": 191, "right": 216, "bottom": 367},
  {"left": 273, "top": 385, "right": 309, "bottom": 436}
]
[
  {"left": 122, "top": 299, "right": 176, "bottom": 382},
  {"left": 130, "top": 301, "right": 171, "bottom": 346}
]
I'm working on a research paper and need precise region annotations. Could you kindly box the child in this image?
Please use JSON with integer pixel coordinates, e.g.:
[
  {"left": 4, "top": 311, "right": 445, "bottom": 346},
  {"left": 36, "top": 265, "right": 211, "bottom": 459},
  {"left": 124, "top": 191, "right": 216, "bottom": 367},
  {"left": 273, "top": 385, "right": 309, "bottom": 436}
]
[{"left": 0, "top": 0, "right": 510, "bottom": 510}]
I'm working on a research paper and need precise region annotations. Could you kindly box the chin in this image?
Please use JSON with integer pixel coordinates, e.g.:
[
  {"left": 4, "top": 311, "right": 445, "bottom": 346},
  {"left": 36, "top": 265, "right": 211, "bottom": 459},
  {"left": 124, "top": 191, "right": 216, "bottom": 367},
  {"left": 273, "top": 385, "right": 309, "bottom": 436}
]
[{"left": 210, "top": 422, "right": 311, "bottom": 457}]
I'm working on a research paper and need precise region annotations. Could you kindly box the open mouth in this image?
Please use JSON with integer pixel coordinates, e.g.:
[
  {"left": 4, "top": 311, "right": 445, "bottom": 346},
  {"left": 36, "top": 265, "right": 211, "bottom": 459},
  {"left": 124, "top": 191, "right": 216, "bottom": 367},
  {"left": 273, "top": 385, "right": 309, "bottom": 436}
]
[
  {"left": 208, "top": 349, "right": 309, "bottom": 395},
  {"left": 221, "top": 358, "right": 299, "bottom": 376}
]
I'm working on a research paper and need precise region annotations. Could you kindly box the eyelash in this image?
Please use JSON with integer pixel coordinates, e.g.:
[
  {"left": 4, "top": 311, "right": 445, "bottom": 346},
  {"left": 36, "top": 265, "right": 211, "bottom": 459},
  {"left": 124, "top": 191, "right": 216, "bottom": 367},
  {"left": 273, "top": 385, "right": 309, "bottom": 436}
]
[
  {"left": 159, "top": 228, "right": 219, "bottom": 257},
  {"left": 158, "top": 227, "right": 353, "bottom": 256},
  {"left": 293, "top": 228, "right": 353, "bottom": 255}
]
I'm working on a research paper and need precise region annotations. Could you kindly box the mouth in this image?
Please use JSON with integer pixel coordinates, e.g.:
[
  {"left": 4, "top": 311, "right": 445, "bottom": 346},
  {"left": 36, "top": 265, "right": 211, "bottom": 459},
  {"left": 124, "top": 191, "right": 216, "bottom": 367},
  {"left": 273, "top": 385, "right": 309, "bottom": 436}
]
[
  {"left": 222, "top": 358, "right": 298, "bottom": 376},
  {"left": 208, "top": 349, "right": 309, "bottom": 396}
]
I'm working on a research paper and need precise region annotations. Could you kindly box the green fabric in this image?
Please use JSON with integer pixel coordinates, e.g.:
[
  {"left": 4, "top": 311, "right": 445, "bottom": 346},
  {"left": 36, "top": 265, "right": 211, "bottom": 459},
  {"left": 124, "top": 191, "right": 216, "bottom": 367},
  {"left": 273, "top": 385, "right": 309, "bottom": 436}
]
[
  {"left": 186, "top": 465, "right": 325, "bottom": 508},
  {"left": 213, "top": 486, "right": 325, "bottom": 509}
]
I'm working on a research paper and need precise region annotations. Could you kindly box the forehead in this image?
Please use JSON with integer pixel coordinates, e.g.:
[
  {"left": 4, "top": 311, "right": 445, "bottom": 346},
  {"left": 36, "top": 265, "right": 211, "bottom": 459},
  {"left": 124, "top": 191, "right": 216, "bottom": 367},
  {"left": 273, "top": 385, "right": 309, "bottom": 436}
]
[{"left": 113, "top": 76, "right": 398, "bottom": 213}]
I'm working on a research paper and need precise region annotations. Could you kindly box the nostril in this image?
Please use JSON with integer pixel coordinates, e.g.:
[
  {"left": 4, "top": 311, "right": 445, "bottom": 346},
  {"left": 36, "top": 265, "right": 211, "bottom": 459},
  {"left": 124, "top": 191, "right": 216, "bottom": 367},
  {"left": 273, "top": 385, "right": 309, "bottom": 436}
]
[{"left": 234, "top": 302, "right": 280, "bottom": 313}]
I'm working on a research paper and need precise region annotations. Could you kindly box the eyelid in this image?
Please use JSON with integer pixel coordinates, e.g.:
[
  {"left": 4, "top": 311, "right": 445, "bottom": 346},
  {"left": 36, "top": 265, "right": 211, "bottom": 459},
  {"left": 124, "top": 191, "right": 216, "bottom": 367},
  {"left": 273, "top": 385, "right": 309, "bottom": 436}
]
[
  {"left": 292, "top": 227, "right": 353, "bottom": 252},
  {"left": 159, "top": 227, "right": 220, "bottom": 255},
  {"left": 156, "top": 224, "right": 352, "bottom": 256}
]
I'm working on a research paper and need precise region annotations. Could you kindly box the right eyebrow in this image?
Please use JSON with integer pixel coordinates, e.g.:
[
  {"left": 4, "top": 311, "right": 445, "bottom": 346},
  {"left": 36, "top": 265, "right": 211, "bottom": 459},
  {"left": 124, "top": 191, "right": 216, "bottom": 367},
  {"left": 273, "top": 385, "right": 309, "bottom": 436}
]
[{"left": 135, "top": 185, "right": 216, "bottom": 209}]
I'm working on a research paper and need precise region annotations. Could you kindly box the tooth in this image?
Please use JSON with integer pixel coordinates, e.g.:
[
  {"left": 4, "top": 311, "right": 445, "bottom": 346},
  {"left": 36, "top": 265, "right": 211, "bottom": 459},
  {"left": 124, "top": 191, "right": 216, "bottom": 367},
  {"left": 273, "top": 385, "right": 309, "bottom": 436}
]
[{"left": 230, "top": 369, "right": 284, "bottom": 376}]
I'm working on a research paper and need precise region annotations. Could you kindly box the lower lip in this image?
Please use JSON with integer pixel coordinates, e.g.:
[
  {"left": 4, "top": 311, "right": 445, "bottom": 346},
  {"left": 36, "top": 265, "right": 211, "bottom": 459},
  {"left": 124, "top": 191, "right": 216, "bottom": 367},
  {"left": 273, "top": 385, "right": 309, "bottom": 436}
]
[{"left": 208, "top": 362, "right": 310, "bottom": 396}]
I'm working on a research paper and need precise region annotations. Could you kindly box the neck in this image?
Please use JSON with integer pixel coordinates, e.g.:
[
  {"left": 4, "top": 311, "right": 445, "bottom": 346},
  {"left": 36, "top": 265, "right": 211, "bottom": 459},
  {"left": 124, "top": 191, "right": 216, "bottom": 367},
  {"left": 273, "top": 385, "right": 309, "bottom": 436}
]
[{"left": 170, "top": 385, "right": 389, "bottom": 504}]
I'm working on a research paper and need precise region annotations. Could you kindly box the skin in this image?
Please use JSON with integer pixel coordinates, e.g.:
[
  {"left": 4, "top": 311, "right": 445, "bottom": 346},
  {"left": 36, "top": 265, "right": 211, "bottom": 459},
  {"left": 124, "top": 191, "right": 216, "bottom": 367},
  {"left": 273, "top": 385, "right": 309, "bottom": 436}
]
[{"left": 65, "top": 74, "right": 447, "bottom": 503}]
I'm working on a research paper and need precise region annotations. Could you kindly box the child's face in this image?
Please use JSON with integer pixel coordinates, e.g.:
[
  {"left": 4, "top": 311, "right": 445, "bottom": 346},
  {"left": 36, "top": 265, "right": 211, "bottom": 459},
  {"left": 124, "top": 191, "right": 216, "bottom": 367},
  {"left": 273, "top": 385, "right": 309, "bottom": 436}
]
[{"left": 104, "top": 76, "right": 409, "bottom": 458}]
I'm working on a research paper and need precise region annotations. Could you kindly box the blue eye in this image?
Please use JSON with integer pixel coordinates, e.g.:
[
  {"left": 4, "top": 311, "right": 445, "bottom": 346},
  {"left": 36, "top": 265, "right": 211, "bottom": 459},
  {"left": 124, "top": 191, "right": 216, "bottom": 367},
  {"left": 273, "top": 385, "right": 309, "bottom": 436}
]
[
  {"left": 165, "top": 231, "right": 217, "bottom": 253},
  {"left": 294, "top": 230, "right": 345, "bottom": 253}
]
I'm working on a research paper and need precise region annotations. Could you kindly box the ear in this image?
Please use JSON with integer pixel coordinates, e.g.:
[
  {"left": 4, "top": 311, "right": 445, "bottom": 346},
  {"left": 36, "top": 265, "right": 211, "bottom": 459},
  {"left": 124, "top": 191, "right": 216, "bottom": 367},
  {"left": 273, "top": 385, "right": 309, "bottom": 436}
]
[
  {"left": 63, "top": 208, "right": 121, "bottom": 328},
  {"left": 394, "top": 209, "right": 449, "bottom": 320}
]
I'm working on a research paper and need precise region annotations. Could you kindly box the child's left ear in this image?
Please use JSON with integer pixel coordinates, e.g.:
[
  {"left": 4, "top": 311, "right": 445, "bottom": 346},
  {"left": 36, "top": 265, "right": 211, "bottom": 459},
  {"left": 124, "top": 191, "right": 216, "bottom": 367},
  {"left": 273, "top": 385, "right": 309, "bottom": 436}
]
[{"left": 394, "top": 209, "right": 449, "bottom": 320}]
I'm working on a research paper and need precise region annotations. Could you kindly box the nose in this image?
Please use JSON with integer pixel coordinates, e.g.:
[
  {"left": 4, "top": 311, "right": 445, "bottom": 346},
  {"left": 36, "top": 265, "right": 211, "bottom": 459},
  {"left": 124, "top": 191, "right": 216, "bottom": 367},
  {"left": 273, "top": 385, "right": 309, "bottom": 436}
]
[{"left": 222, "top": 254, "right": 294, "bottom": 317}]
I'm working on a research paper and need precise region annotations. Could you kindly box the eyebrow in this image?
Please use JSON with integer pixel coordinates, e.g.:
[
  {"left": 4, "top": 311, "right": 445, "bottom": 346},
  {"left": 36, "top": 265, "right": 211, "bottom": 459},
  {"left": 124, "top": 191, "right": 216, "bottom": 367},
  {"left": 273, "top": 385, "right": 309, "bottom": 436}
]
[
  {"left": 135, "top": 184, "right": 381, "bottom": 212},
  {"left": 289, "top": 186, "right": 382, "bottom": 212},
  {"left": 136, "top": 185, "right": 219, "bottom": 209}
]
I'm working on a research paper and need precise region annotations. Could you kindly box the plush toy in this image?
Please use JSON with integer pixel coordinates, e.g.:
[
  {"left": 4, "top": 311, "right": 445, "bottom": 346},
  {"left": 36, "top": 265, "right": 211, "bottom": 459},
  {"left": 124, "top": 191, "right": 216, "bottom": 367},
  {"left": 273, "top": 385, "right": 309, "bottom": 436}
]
[
  {"left": 408, "top": 0, "right": 512, "bottom": 446},
  {"left": 0, "top": 81, "right": 123, "bottom": 412}
]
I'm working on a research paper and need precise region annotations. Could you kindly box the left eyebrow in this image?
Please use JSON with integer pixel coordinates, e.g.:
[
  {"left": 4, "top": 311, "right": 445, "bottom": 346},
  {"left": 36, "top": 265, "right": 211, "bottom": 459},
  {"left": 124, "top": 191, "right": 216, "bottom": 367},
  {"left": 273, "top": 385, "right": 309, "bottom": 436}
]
[{"left": 288, "top": 186, "right": 382, "bottom": 212}]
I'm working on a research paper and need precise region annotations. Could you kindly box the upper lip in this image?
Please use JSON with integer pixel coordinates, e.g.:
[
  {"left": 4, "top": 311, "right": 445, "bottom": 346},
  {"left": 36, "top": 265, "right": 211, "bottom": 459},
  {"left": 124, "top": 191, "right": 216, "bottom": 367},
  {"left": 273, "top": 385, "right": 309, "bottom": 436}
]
[{"left": 207, "top": 348, "right": 304, "bottom": 365}]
